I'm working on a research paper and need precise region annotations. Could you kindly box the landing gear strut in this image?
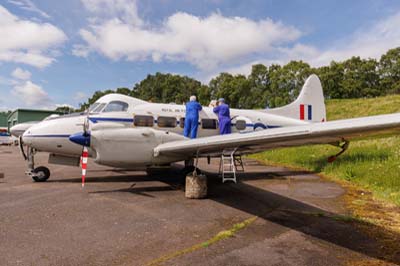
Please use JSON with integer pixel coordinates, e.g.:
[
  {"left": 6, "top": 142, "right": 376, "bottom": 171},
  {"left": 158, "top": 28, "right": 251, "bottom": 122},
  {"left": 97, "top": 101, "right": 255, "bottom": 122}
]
[
  {"left": 25, "top": 147, "right": 50, "bottom": 182},
  {"left": 181, "top": 158, "right": 201, "bottom": 176},
  {"left": 328, "top": 140, "right": 350, "bottom": 163}
]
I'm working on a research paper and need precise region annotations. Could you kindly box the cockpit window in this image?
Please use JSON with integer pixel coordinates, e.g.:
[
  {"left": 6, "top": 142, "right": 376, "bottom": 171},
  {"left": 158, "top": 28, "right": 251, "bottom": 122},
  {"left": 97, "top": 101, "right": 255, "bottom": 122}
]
[
  {"left": 88, "top": 103, "right": 99, "bottom": 113},
  {"left": 92, "top": 103, "right": 106, "bottom": 113},
  {"left": 103, "top": 101, "right": 129, "bottom": 112}
]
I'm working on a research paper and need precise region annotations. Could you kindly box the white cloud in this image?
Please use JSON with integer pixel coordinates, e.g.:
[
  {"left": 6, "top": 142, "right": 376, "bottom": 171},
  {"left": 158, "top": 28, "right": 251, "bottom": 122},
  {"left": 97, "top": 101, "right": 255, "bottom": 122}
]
[
  {"left": 81, "top": 0, "right": 143, "bottom": 26},
  {"left": 275, "top": 12, "right": 400, "bottom": 67},
  {"left": 0, "top": 5, "right": 67, "bottom": 68},
  {"left": 310, "top": 11, "right": 400, "bottom": 66},
  {"left": 75, "top": 1, "right": 301, "bottom": 70},
  {"left": 72, "top": 44, "right": 91, "bottom": 57},
  {"left": 55, "top": 103, "right": 75, "bottom": 109},
  {"left": 212, "top": 11, "right": 400, "bottom": 78},
  {"left": 12, "top": 80, "right": 50, "bottom": 106},
  {"left": 0, "top": 75, "right": 13, "bottom": 85},
  {"left": 8, "top": 0, "right": 50, "bottom": 19},
  {"left": 11, "top": 67, "right": 31, "bottom": 80}
]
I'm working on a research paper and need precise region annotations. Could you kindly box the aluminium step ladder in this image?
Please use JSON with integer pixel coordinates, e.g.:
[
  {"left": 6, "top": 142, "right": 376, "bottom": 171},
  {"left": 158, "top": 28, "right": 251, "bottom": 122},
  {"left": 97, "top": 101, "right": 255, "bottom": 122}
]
[{"left": 218, "top": 148, "right": 244, "bottom": 183}]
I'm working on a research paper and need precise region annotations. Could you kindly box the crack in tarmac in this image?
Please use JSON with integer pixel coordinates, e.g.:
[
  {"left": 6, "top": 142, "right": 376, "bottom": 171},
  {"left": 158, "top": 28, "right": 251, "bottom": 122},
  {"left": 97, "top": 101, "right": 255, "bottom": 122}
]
[{"left": 145, "top": 216, "right": 258, "bottom": 266}]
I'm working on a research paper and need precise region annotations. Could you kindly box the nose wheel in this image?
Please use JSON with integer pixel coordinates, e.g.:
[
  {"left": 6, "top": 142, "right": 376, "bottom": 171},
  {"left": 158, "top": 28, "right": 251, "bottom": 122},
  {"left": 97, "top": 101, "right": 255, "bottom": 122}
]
[
  {"left": 31, "top": 166, "right": 50, "bottom": 182},
  {"left": 24, "top": 147, "right": 51, "bottom": 182}
]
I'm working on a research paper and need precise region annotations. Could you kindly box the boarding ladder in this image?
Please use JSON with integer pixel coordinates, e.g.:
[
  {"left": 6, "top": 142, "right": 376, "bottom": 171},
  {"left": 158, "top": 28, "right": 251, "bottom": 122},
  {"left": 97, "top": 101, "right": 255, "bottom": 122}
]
[{"left": 218, "top": 148, "right": 244, "bottom": 183}]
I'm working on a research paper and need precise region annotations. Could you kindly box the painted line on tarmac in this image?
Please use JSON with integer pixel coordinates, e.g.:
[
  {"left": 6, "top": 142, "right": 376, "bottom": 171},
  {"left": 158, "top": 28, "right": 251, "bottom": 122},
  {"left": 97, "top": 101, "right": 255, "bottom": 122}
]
[{"left": 145, "top": 216, "right": 257, "bottom": 266}]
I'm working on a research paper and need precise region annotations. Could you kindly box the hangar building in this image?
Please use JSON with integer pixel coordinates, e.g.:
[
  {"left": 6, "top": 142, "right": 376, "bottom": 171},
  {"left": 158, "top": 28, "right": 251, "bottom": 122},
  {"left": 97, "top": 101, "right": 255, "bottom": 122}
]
[
  {"left": 0, "top": 112, "right": 9, "bottom": 131},
  {"left": 7, "top": 109, "right": 63, "bottom": 131}
]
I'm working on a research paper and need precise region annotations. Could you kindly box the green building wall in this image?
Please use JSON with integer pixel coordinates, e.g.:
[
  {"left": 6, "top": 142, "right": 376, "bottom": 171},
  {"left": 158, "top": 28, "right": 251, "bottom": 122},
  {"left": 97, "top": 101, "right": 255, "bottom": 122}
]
[
  {"left": 7, "top": 109, "right": 63, "bottom": 131},
  {"left": 0, "top": 113, "right": 8, "bottom": 128}
]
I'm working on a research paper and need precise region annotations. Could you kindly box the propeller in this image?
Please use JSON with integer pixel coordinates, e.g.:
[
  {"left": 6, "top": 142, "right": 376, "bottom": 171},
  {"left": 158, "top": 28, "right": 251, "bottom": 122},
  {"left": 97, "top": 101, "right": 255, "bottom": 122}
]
[
  {"left": 81, "top": 112, "right": 90, "bottom": 188},
  {"left": 70, "top": 111, "right": 92, "bottom": 188},
  {"left": 83, "top": 114, "right": 90, "bottom": 136}
]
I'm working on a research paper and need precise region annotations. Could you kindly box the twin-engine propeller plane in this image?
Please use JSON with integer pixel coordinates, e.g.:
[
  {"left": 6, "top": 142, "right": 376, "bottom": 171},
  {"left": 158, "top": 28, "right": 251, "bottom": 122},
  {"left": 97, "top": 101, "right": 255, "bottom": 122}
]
[{"left": 17, "top": 75, "right": 400, "bottom": 186}]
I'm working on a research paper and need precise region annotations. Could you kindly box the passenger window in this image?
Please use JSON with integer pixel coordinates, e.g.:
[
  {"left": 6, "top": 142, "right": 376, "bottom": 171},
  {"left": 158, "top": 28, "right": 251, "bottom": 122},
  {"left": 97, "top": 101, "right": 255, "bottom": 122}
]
[
  {"left": 103, "top": 101, "right": 129, "bottom": 112},
  {"left": 236, "top": 120, "right": 247, "bottom": 130},
  {"left": 201, "top": 119, "right": 218, "bottom": 129},
  {"left": 134, "top": 115, "right": 154, "bottom": 127},
  {"left": 179, "top": 117, "right": 185, "bottom": 128},
  {"left": 158, "top": 116, "right": 177, "bottom": 128}
]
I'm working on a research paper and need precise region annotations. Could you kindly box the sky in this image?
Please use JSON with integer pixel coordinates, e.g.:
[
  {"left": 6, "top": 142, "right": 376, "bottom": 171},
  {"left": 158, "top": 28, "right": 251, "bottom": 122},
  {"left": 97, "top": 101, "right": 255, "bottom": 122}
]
[{"left": 0, "top": 0, "right": 400, "bottom": 110}]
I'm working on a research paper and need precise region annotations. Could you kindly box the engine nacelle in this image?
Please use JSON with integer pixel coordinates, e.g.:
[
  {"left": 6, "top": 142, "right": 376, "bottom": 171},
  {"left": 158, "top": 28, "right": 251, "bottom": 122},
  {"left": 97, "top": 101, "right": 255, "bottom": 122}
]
[{"left": 91, "top": 128, "right": 186, "bottom": 168}]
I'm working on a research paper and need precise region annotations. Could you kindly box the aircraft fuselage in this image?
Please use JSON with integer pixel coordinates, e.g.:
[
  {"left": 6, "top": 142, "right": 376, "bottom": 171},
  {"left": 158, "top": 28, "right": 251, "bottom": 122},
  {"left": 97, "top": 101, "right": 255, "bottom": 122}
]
[{"left": 22, "top": 94, "right": 308, "bottom": 167}]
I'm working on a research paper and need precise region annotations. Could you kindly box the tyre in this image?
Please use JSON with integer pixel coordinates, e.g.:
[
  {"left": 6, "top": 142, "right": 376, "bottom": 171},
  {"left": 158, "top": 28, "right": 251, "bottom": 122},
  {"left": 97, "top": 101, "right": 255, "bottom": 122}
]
[{"left": 32, "top": 166, "right": 50, "bottom": 182}]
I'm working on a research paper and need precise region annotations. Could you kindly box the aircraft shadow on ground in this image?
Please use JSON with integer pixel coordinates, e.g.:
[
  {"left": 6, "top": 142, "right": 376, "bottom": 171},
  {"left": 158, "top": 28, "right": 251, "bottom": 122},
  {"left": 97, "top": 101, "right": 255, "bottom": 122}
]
[
  {"left": 89, "top": 185, "right": 176, "bottom": 198},
  {"left": 47, "top": 174, "right": 153, "bottom": 183},
  {"left": 47, "top": 167, "right": 399, "bottom": 264},
  {"left": 205, "top": 174, "right": 400, "bottom": 264},
  {"left": 308, "top": 152, "right": 390, "bottom": 173}
]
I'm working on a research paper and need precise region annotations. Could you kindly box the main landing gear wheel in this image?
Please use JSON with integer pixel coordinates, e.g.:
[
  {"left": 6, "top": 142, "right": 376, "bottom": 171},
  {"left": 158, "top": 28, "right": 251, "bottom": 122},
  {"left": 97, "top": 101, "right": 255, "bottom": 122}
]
[{"left": 32, "top": 166, "right": 50, "bottom": 182}]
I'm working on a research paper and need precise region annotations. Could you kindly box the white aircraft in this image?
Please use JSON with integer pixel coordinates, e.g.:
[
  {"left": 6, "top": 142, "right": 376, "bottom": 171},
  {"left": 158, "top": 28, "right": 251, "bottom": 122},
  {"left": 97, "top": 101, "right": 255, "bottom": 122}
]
[{"left": 19, "top": 75, "right": 400, "bottom": 185}]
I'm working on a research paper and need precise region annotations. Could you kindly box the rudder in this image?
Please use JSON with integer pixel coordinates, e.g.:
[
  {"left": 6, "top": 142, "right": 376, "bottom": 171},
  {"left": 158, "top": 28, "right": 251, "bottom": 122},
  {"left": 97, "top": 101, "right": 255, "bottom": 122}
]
[{"left": 264, "top": 74, "right": 326, "bottom": 123}]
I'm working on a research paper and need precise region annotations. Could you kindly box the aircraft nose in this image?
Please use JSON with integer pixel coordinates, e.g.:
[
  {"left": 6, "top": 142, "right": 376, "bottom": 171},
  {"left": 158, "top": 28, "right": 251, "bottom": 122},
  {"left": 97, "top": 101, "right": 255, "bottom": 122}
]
[
  {"left": 21, "top": 128, "right": 32, "bottom": 145},
  {"left": 9, "top": 126, "right": 18, "bottom": 137},
  {"left": 69, "top": 132, "right": 91, "bottom": 147}
]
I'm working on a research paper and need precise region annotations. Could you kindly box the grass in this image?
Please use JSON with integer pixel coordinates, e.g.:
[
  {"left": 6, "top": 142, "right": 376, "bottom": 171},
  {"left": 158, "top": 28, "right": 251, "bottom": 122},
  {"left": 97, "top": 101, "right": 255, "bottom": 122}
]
[
  {"left": 326, "top": 94, "right": 400, "bottom": 120},
  {"left": 251, "top": 94, "right": 400, "bottom": 206}
]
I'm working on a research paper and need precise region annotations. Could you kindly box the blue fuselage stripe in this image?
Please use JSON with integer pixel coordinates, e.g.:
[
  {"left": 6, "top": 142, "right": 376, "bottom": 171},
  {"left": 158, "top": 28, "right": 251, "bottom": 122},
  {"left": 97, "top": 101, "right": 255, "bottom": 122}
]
[
  {"left": 89, "top": 117, "right": 134, "bottom": 123},
  {"left": 23, "top": 134, "right": 71, "bottom": 138}
]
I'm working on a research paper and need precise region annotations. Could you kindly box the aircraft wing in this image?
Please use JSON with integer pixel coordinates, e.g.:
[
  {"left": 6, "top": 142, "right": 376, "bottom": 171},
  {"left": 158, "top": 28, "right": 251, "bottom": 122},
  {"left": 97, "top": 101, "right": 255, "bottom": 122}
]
[{"left": 154, "top": 113, "right": 400, "bottom": 157}]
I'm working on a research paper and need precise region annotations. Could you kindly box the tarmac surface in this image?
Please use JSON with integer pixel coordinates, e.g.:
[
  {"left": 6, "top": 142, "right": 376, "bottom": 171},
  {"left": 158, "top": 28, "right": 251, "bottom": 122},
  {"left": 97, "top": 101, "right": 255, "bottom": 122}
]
[{"left": 0, "top": 145, "right": 398, "bottom": 266}]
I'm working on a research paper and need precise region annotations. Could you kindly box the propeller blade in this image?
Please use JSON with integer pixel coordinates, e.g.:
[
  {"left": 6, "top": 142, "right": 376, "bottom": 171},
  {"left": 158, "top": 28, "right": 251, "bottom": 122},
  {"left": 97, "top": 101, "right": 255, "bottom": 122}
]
[
  {"left": 83, "top": 115, "right": 90, "bottom": 136},
  {"left": 80, "top": 111, "right": 91, "bottom": 188},
  {"left": 81, "top": 146, "right": 89, "bottom": 188}
]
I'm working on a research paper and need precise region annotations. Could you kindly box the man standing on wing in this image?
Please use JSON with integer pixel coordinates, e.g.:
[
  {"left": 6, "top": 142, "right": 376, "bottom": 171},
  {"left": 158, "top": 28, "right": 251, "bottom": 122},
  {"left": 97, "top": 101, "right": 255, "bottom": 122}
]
[
  {"left": 213, "top": 98, "right": 231, "bottom": 135},
  {"left": 184, "top": 95, "right": 202, "bottom": 139}
]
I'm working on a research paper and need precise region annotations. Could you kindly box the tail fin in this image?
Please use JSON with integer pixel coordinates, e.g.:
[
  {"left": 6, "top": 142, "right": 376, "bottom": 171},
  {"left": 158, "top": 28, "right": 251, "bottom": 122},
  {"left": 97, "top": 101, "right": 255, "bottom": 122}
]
[{"left": 265, "top": 74, "right": 326, "bottom": 122}]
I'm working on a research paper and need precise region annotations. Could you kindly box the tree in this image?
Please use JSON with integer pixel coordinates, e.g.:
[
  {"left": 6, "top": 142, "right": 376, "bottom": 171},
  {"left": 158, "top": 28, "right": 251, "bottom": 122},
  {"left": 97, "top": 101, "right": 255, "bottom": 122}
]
[
  {"left": 340, "top": 57, "right": 380, "bottom": 98},
  {"left": 267, "top": 61, "right": 312, "bottom": 107},
  {"left": 317, "top": 61, "right": 344, "bottom": 99},
  {"left": 248, "top": 64, "right": 270, "bottom": 108},
  {"left": 55, "top": 105, "right": 75, "bottom": 114},
  {"left": 78, "top": 89, "right": 115, "bottom": 111},
  {"left": 380, "top": 47, "right": 400, "bottom": 94},
  {"left": 132, "top": 73, "right": 206, "bottom": 104},
  {"left": 208, "top": 73, "right": 251, "bottom": 108},
  {"left": 115, "top": 87, "right": 131, "bottom": 96},
  {"left": 79, "top": 46, "right": 400, "bottom": 110}
]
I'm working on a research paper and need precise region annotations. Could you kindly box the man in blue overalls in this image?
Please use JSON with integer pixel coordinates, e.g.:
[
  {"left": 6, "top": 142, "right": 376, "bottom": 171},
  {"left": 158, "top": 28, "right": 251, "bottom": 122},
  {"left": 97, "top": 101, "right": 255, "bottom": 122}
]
[
  {"left": 184, "top": 95, "right": 202, "bottom": 138},
  {"left": 213, "top": 98, "right": 231, "bottom": 135}
]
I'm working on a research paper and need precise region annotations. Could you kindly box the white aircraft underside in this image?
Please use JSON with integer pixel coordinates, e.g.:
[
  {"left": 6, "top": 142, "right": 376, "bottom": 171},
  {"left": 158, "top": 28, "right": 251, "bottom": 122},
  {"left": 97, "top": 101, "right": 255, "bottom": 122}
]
[{"left": 16, "top": 74, "right": 400, "bottom": 182}]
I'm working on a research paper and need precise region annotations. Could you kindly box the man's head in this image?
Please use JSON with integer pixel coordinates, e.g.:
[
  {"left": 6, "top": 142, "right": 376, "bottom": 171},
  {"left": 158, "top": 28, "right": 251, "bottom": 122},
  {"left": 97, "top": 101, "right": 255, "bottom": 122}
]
[
  {"left": 218, "top": 98, "right": 225, "bottom": 103},
  {"left": 190, "top": 95, "right": 197, "bottom": 102}
]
